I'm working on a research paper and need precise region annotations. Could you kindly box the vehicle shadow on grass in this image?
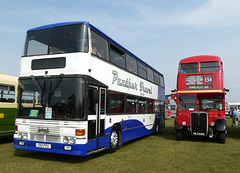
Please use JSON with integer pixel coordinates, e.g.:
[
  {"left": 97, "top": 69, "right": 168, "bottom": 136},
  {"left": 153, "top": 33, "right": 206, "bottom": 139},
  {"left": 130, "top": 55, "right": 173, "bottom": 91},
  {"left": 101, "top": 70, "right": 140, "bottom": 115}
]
[
  {"left": 13, "top": 133, "right": 170, "bottom": 163},
  {"left": 156, "top": 125, "right": 224, "bottom": 144},
  {"left": 158, "top": 118, "right": 240, "bottom": 143},
  {"left": 154, "top": 122, "right": 176, "bottom": 141},
  {"left": 0, "top": 136, "right": 13, "bottom": 144},
  {"left": 13, "top": 149, "right": 108, "bottom": 163},
  {"left": 159, "top": 126, "right": 240, "bottom": 143},
  {"left": 13, "top": 135, "right": 154, "bottom": 163}
]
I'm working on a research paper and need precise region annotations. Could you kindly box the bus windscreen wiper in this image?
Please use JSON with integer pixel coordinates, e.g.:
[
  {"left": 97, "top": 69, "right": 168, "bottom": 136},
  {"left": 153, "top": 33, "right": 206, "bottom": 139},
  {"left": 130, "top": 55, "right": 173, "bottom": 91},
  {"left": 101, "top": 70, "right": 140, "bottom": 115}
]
[
  {"left": 47, "top": 74, "right": 64, "bottom": 105},
  {"left": 31, "top": 75, "right": 44, "bottom": 93},
  {"left": 49, "top": 73, "right": 64, "bottom": 95}
]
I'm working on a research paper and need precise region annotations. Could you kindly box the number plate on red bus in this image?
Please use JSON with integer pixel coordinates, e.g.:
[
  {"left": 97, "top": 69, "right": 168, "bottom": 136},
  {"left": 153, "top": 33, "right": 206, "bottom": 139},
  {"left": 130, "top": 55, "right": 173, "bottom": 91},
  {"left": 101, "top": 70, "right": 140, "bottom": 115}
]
[{"left": 36, "top": 143, "right": 51, "bottom": 149}]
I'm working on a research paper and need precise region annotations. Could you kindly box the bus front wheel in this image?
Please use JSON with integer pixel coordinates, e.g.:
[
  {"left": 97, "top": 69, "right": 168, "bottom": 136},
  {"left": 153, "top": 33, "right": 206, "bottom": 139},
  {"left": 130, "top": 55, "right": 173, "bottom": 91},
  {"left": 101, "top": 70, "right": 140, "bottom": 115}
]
[
  {"left": 217, "top": 132, "right": 226, "bottom": 144},
  {"left": 176, "top": 130, "right": 183, "bottom": 140},
  {"left": 108, "top": 126, "right": 119, "bottom": 153}
]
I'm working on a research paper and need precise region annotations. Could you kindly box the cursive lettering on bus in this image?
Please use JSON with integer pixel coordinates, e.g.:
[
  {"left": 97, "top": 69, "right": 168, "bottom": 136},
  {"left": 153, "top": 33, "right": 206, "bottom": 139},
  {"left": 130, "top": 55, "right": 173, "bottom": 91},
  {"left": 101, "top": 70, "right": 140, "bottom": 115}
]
[
  {"left": 112, "top": 70, "right": 138, "bottom": 90},
  {"left": 112, "top": 70, "right": 152, "bottom": 94},
  {"left": 140, "top": 82, "right": 152, "bottom": 94}
]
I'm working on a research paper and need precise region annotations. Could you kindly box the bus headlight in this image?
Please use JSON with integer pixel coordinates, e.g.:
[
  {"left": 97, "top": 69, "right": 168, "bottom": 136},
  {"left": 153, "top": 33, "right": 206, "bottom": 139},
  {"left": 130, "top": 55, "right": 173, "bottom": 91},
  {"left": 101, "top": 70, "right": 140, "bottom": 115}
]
[
  {"left": 22, "top": 133, "right": 28, "bottom": 140},
  {"left": 18, "top": 133, "right": 23, "bottom": 139},
  {"left": 182, "top": 121, "right": 187, "bottom": 126},
  {"left": 210, "top": 122, "right": 215, "bottom": 126},
  {"left": 63, "top": 137, "right": 69, "bottom": 144},
  {"left": 68, "top": 137, "right": 76, "bottom": 144}
]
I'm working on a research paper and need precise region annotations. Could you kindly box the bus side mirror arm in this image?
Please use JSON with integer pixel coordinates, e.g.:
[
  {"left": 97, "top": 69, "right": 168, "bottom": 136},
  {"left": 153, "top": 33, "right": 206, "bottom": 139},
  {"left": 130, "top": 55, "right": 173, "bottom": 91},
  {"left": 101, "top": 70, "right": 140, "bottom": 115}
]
[
  {"left": 171, "top": 89, "right": 177, "bottom": 93},
  {"left": 224, "top": 88, "right": 229, "bottom": 92}
]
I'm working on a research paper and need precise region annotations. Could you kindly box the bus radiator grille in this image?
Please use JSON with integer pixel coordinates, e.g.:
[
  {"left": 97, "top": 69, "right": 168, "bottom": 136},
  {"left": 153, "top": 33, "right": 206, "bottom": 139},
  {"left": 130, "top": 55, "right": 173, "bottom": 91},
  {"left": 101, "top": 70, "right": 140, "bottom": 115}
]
[
  {"left": 29, "top": 126, "right": 60, "bottom": 142},
  {"left": 190, "top": 112, "right": 208, "bottom": 136}
]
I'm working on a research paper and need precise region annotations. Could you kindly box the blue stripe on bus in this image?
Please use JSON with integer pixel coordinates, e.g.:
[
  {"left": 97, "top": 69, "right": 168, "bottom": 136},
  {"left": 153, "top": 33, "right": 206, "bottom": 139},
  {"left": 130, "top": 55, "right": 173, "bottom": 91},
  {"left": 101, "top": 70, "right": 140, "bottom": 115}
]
[
  {"left": 28, "top": 21, "right": 89, "bottom": 31},
  {"left": 14, "top": 138, "right": 89, "bottom": 156},
  {"left": 14, "top": 119, "right": 156, "bottom": 156}
]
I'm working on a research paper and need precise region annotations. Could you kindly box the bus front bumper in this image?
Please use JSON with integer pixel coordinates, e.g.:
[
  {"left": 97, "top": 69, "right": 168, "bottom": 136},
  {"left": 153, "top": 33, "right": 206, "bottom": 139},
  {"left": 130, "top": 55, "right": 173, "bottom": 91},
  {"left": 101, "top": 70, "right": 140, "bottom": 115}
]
[{"left": 14, "top": 138, "right": 89, "bottom": 156}]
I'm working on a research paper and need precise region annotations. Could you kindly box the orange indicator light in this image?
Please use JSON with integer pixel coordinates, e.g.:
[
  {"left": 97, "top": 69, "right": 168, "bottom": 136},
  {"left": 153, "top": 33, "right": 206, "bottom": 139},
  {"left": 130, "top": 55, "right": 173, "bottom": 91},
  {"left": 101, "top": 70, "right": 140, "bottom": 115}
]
[{"left": 76, "top": 129, "right": 85, "bottom": 136}]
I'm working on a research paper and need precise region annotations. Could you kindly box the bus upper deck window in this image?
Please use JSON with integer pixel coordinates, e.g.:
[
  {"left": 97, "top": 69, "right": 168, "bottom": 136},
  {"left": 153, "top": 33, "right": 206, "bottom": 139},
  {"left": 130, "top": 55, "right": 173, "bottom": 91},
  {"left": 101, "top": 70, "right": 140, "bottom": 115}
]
[
  {"left": 91, "top": 30, "right": 109, "bottom": 61},
  {"left": 180, "top": 63, "right": 198, "bottom": 74},
  {"left": 200, "top": 61, "right": 220, "bottom": 72}
]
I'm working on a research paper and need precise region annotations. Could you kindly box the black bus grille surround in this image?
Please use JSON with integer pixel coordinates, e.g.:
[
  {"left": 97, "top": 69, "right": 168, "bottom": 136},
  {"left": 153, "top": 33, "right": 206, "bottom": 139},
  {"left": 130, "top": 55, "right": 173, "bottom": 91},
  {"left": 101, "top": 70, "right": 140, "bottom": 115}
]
[{"left": 190, "top": 112, "right": 208, "bottom": 136}]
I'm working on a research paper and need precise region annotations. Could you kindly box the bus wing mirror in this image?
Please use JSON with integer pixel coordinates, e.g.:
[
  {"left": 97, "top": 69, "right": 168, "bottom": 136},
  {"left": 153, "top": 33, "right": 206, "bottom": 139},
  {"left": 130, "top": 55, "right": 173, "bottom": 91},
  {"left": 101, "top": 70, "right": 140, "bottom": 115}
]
[{"left": 224, "top": 88, "right": 229, "bottom": 92}]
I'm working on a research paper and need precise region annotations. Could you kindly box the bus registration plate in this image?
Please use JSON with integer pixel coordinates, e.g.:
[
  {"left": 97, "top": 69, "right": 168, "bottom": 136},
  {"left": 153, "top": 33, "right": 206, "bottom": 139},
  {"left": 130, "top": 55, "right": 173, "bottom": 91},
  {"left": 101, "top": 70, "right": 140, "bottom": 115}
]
[{"left": 36, "top": 143, "right": 51, "bottom": 149}]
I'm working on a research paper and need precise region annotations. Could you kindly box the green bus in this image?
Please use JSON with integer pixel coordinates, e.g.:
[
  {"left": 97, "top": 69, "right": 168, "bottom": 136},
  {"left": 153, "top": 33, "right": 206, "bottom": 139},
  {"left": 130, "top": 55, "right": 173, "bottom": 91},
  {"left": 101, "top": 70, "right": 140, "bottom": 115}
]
[{"left": 0, "top": 73, "right": 18, "bottom": 137}]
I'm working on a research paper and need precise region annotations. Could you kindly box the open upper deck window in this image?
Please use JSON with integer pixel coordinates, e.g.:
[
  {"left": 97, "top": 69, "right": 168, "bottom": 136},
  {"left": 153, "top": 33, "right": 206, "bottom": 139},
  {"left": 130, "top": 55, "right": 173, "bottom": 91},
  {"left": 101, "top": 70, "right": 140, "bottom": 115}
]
[
  {"left": 91, "top": 30, "right": 109, "bottom": 61},
  {"left": 180, "top": 63, "right": 198, "bottom": 74},
  {"left": 110, "top": 44, "right": 126, "bottom": 69}
]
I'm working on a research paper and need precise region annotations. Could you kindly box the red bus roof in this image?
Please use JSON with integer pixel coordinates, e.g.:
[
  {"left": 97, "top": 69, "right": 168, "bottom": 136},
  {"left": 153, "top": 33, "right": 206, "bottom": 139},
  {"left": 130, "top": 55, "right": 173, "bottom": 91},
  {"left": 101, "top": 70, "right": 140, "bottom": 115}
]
[
  {"left": 176, "top": 55, "right": 224, "bottom": 93},
  {"left": 179, "top": 55, "right": 222, "bottom": 64}
]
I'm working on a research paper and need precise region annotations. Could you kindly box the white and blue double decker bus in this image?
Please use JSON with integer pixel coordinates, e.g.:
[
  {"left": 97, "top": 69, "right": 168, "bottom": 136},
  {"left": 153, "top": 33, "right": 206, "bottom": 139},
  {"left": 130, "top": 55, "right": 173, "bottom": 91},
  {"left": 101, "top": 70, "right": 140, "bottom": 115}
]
[{"left": 14, "top": 21, "right": 165, "bottom": 156}]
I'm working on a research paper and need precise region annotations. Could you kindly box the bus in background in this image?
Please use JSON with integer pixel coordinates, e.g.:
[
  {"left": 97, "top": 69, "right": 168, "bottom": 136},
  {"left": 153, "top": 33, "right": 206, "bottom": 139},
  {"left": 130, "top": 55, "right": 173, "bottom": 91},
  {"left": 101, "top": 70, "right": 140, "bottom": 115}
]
[
  {"left": 165, "top": 99, "right": 171, "bottom": 118},
  {"left": 14, "top": 21, "right": 165, "bottom": 156},
  {"left": 171, "top": 55, "right": 228, "bottom": 143},
  {"left": 0, "top": 73, "right": 18, "bottom": 137},
  {"left": 165, "top": 94, "right": 176, "bottom": 118},
  {"left": 225, "top": 102, "right": 230, "bottom": 117},
  {"left": 229, "top": 102, "right": 240, "bottom": 110}
]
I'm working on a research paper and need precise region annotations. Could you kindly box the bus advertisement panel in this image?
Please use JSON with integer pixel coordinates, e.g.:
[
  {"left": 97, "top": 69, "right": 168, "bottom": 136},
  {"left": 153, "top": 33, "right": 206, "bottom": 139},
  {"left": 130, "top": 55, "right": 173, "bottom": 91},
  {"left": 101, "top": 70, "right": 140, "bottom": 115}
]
[
  {"left": 171, "top": 55, "right": 228, "bottom": 143},
  {"left": 14, "top": 21, "right": 165, "bottom": 156}
]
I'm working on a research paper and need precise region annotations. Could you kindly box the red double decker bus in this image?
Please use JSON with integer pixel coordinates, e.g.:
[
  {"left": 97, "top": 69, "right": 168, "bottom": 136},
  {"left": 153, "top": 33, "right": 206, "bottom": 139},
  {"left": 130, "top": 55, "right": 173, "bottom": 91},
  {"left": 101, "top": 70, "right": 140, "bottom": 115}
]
[
  {"left": 171, "top": 55, "right": 228, "bottom": 143},
  {"left": 165, "top": 99, "right": 172, "bottom": 118}
]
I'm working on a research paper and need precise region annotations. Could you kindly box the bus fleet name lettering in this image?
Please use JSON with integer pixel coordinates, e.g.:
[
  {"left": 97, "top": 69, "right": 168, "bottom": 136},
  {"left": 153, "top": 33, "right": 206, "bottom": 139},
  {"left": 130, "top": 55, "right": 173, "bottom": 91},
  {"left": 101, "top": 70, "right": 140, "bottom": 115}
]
[{"left": 112, "top": 70, "right": 152, "bottom": 94}]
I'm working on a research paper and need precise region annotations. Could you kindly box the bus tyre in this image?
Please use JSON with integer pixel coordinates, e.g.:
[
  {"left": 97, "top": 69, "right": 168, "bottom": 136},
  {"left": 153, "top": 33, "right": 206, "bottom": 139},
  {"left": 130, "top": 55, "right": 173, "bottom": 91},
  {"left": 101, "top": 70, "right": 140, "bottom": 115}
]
[
  {"left": 155, "top": 120, "right": 160, "bottom": 135},
  {"left": 176, "top": 130, "right": 183, "bottom": 140},
  {"left": 217, "top": 132, "right": 226, "bottom": 144},
  {"left": 108, "top": 126, "right": 119, "bottom": 153}
]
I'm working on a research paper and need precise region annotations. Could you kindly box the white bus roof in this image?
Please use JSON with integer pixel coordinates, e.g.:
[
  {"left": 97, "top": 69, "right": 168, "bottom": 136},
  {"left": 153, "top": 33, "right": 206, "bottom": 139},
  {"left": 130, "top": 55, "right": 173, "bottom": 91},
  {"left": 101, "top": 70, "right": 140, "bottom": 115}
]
[{"left": 228, "top": 102, "right": 240, "bottom": 105}]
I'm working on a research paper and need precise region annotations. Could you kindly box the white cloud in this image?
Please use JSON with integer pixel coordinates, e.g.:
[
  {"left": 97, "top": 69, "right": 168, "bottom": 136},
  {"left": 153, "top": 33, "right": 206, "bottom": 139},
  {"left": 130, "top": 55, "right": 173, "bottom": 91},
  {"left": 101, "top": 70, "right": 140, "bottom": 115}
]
[
  {"left": 176, "top": 0, "right": 240, "bottom": 28},
  {"left": 121, "top": 0, "right": 240, "bottom": 29}
]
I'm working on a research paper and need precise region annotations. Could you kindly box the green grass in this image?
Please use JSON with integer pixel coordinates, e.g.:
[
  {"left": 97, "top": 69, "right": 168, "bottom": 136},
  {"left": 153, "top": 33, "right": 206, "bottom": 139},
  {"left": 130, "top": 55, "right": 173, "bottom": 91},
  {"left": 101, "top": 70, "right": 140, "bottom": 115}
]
[{"left": 1, "top": 118, "right": 239, "bottom": 173}]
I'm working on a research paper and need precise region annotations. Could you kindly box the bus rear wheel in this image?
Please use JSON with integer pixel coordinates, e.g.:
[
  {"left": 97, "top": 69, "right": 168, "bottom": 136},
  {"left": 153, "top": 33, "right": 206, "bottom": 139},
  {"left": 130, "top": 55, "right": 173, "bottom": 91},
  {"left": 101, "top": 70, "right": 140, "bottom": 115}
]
[
  {"left": 176, "top": 130, "right": 183, "bottom": 140},
  {"left": 108, "top": 126, "right": 119, "bottom": 153},
  {"left": 155, "top": 119, "right": 160, "bottom": 135}
]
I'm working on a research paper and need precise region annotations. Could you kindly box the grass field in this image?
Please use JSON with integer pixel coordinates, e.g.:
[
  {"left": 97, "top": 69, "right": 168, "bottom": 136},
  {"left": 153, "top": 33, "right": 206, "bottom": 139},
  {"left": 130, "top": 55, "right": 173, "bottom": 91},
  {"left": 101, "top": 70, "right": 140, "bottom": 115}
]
[{"left": 1, "top": 118, "right": 239, "bottom": 173}]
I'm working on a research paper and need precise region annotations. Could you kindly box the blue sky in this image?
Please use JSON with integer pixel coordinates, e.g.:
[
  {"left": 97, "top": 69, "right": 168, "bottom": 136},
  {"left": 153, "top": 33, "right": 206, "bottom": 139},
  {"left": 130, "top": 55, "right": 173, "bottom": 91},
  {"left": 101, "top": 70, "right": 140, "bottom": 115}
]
[{"left": 0, "top": 0, "right": 240, "bottom": 102}]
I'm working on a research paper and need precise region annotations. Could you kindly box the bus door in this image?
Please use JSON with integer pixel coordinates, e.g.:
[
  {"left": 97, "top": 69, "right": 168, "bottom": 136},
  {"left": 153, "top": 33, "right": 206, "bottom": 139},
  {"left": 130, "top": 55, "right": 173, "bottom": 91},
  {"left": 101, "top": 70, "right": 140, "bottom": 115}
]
[{"left": 88, "top": 86, "right": 106, "bottom": 150}]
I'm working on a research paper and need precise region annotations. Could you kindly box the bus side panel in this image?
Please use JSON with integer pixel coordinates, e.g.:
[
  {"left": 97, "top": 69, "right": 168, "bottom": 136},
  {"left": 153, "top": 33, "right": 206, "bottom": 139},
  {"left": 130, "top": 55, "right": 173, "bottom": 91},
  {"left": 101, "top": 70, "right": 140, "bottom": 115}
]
[
  {"left": 0, "top": 108, "right": 17, "bottom": 137},
  {"left": 158, "top": 87, "right": 165, "bottom": 101},
  {"left": 108, "top": 119, "right": 155, "bottom": 144}
]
